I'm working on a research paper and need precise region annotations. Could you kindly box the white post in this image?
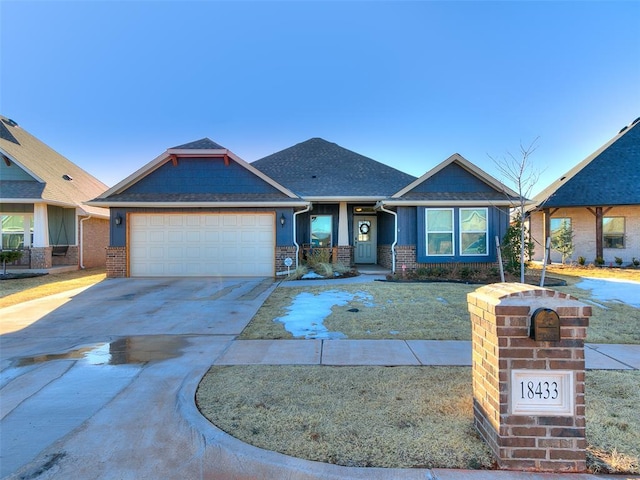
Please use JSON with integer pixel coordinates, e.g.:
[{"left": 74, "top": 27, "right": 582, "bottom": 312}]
[
  {"left": 338, "top": 201, "right": 349, "bottom": 246},
  {"left": 33, "top": 203, "right": 49, "bottom": 247}
]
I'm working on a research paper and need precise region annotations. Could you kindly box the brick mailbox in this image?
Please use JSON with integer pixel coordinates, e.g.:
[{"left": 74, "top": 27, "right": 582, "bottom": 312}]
[{"left": 467, "top": 283, "right": 592, "bottom": 472}]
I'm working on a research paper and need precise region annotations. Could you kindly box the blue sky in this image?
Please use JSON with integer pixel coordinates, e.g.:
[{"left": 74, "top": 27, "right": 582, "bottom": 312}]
[{"left": 2, "top": 1, "right": 639, "bottom": 194}]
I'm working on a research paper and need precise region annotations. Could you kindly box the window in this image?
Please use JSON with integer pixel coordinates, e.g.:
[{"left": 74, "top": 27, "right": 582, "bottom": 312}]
[
  {"left": 460, "top": 208, "right": 488, "bottom": 255},
  {"left": 1, "top": 215, "right": 33, "bottom": 249},
  {"left": 603, "top": 217, "right": 625, "bottom": 248},
  {"left": 550, "top": 217, "right": 571, "bottom": 245},
  {"left": 426, "top": 209, "right": 454, "bottom": 255},
  {"left": 310, "top": 215, "right": 332, "bottom": 247}
]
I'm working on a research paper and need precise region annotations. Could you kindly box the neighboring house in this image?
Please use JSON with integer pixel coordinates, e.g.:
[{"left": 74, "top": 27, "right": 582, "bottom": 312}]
[
  {"left": 90, "top": 137, "right": 520, "bottom": 278},
  {"left": 0, "top": 115, "right": 110, "bottom": 269},
  {"left": 527, "top": 117, "right": 640, "bottom": 265}
]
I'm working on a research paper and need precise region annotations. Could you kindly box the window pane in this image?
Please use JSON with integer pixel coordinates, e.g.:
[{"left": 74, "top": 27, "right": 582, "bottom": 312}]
[
  {"left": 427, "top": 210, "right": 452, "bottom": 231},
  {"left": 461, "top": 209, "right": 486, "bottom": 232},
  {"left": 461, "top": 233, "right": 487, "bottom": 254},
  {"left": 428, "top": 233, "right": 453, "bottom": 255},
  {"left": 1, "top": 215, "right": 25, "bottom": 249},
  {"left": 603, "top": 217, "right": 625, "bottom": 249},
  {"left": 311, "top": 215, "right": 332, "bottom": 247}
]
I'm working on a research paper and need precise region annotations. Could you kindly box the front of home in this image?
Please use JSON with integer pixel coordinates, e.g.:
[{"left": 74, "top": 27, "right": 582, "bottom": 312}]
[
  {"left": 0, "top": 115, "right": 110, "bottom": 270},
  {"left": 89, "top": 138, "right": 521, "bottom": 278},
  {"left": 527, "top": 117, "right": 640, "bottom": 265}
]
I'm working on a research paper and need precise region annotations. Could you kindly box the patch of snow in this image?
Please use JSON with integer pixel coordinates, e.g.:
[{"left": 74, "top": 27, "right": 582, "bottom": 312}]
[
  {"left": 437, "top": 297, "right": 448, "bottom": 304},
  {"left": 389, "top": 330, "right": 400, "bottom": 335},
  {"left": 274, "top": 290, "right": 374, "bottom": 339},
  {"left": 301, "top": 271, "right": 325, "bottom": 279},
  {"left": 575, "top": 277, "right": 640, "bottom": 309}
]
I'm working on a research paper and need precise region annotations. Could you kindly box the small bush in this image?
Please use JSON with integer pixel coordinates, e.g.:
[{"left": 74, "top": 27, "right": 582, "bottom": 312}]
[
  {"left": 615, "top": 257, "right": 623, "bottom": 266},
  {"left": 578, "top": 256, "right": 586, "bottom": 266},
  {"left": 633, "top": 257, "right": 640, "bottom": 267},
  {"left": 595, "top": 257, "right": 605, "bottom": 267},
  {"left": 284, "top": 265, "right": 308, "bottom": 281},
  {"left": 306, "top": 248, "right": 332, "bottom": 269}
]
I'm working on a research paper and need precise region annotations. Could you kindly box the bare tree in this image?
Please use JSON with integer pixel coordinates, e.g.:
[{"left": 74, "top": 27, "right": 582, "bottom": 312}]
[{"left": 490, "top": 138, "right": 541, "bottom": 283}]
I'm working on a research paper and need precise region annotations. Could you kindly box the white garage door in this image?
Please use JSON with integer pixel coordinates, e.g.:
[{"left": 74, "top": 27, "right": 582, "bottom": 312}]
[{"left": 129, "top": 213, "right": 275, "bottom": 277}]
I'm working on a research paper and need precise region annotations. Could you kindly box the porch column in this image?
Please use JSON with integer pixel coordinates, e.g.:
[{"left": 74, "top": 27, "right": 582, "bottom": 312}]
[
  {"left": 338, "top": 201, "right": 349, "bottom": 246},
  {"left": 33, "top": 203, "right": 49, "bottom": 247},
  {"left": 595, "top": 207, "right": 603, "bottom": 261}
]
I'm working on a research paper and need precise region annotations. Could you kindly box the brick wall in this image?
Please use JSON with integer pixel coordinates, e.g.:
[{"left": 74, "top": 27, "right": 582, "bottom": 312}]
[
  {"left": 378, "top": 244, "right": 393, "bottom": 269},
  {"left": 468, "top": 283, "right": 591, "bottom": 472},
  {"left": 529, "top": 206, "right": 640, "bottom": 264},
  {"left": 106, "top": 246, "right": 126, "bottom": 278},
  {"left": 30, "top": 247, "right": 52, "bottom": 269},
  {"left": 51, "top": 245, "right": 78, "bottom": 266},
  {"left": 334, "top": 245, "right": 353, "bottom": 266},
  {"left": 81, "top": 217, "right": 109, "bottom": 268},
  {"left": 275, "top": 246, "right": 297, "bottom": 274}
]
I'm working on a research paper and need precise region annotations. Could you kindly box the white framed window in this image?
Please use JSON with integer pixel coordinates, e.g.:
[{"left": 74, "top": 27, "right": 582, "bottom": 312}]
[
  {"left": 426, "top": 208, "right": 454, "bottom": 255},
  {"left": 311, "top": 215, "right": 332, "bottom": 247},
  {"left": 603, "top": 217, "right": 625, "bottom": 248},
  {"left": 460, "top": 208, "right": 488, "bottom": 256},
  {"left": 1, "top": 214, "right": 34, "bottom": 249}
]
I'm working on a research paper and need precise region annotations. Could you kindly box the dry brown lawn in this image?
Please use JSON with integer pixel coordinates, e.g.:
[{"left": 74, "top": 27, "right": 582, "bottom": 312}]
[
  {"left": 240, "top": 273, "right": 640, "bottom": 344},
  {"left": 197, "top": 367, "right": 640, "bottom": 474},
  {"left": 0, "top": 268, "right": 106, "bottom": 308}
]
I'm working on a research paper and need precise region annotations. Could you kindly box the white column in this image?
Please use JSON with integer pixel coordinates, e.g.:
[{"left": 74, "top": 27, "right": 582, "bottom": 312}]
[
  {"left": 33, "top": 203, "right": 49, "bottom": 247},
  {"left": 338, "top": 201, "right": 349, "bottom": 246}
]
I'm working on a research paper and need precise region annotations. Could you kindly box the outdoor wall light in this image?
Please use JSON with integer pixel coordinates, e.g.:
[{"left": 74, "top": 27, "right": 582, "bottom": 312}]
[
  {"left": 115, "top": 215, "right": 122, "bottom": 226},
  {"left": 280, "top": 214, "right": 286, "bottom": 227}
]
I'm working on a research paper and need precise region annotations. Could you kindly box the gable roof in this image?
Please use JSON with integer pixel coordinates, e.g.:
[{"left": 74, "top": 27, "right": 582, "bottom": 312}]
[
  {"left": 90, "top": 138, "right": 307, "bottom": 207},
  {"left": 0, "top": 115, "right": 109, "bottom": 217},
  {"left": 382, "top": 153, "right": 521, "bottom": 206},
  {"left": 532, "top": 117, "right": 640, "bottom": 209},
  {"left": 251, "top": 138, "right": 417, "bottom": 200}
]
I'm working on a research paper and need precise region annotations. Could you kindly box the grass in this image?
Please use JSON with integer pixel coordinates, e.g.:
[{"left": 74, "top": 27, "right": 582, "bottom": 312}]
[
  {"left": 197, "top": 365, "right": 495, "bottom": 469},
  {"left": 196, "top": 366, "right": 640, "bottom": 474},
  {"left": 0, "top": 268, "right": 106, "bottom": 308},
  {"left": 240, "top": 274, "right": 640, "bottom": 343}
]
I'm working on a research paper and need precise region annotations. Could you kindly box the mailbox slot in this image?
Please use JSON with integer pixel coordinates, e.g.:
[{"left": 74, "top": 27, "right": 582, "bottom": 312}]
[{"left": 530, "top": 308, "right": 561, "bottom": 342}]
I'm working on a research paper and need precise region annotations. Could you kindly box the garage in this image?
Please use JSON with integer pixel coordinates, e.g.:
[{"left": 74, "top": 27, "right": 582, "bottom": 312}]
[{"left": 129, "top": 213, "right": 275, "bottom": 277}]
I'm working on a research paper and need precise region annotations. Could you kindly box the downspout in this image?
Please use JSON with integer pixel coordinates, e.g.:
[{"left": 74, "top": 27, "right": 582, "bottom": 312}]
[
  {"left": 293, "top": 203, "right": 312, "bottom": 269},
  {"left": 377, "top": 202, "right": 397, "bottom": 274},
  {"left": 79, "top": 216, "right": 92, "bottom": 269}
]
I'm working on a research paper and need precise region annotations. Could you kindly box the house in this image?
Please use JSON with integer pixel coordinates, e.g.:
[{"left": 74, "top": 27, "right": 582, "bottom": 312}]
[
  {"left": 0, "top": 115, "right": 110, "bottom": 270},
  {"left": 89, "top": 137, "right": 521, "bottom": 278},
  {"left": 527, "top": 117, "right": 640, "bottom": 265}
]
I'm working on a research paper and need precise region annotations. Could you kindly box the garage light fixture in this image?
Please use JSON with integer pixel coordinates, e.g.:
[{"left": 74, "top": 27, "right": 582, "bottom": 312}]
[
  {"left": 280, "top": 214, "right": 286, "bottom": 227},
  {"left": 115, "top": 215, "right": 122, "bottom": 226}
]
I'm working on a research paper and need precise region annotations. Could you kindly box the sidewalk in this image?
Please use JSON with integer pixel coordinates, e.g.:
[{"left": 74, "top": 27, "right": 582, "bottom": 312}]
[{"left": 214, "top": 338, "right": 640, "bottom": 370}]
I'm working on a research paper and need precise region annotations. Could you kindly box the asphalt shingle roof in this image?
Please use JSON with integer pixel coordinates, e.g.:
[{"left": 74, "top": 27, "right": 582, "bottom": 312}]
[
  {"left": 534, "top": 118, "right": 640, "bottom": 208},
  {"left": 171, "top": 138, "right": 226, "bottom": 150},
  {"left": 0, "top": 115, "right": 109, "bottom": 217},
  {"left": 251, "top": 138, "right": 416, "bottom": 197}
]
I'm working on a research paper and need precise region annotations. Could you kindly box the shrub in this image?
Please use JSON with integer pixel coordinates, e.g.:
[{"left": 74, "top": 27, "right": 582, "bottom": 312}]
[
  {"left": 633, "top": 257, "right": 640, "bottom": 267},
  {"left": 578, "top": 256, "right": 586, "bottom": 266},
  {"left": 284, "top": 265, "right": 308, "bottom": 281},
  {"left": 614, "top": 256, "right": 623, "bottom": 266},
  {"left": 306, "top": 248, "right": 332, "bottom": 269},
  {"left": 501, "top": 214, "right": 534, "bottom": 276},
  {"left": 595, "top": 257, "right": 605, "bottom": 267},
  {"left": 1, "top": 250, "right": 23, "bottom": 274}
]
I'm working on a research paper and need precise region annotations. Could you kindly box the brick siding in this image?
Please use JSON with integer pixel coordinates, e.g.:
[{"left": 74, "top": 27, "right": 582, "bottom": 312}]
[
  {"left": 468, "top": 283, "right": 591, "bottom": 472},
  {"left": 106, "top": 246, "right": 126, "bottom": 278}
]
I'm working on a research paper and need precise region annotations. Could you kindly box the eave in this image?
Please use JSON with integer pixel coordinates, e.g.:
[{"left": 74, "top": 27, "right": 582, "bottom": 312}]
[{"left": 85, "top": 200, "right": 312, "bottom": 208}]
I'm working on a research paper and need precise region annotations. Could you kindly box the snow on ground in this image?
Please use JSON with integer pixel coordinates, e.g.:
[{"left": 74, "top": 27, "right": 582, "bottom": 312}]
[
  {"left": 274, "top": 290, "right": 373, "bottom": 339},
  {"left": 575, "top": 277, "right": 640, "bottom": 309}
]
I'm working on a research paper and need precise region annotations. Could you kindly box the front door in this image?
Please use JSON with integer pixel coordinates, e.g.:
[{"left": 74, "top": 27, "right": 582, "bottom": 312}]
[{"left": 354, "top": 216, "right": 377, "bottom": 264}]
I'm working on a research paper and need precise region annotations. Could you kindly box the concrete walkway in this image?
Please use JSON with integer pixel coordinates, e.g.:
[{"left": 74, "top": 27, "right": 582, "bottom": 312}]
[
  {"left": 1, "top": 276, "right": 638, "bottom": 480},
  {"left": 214, "top": 339, "right": 640, "bottom": 370}
]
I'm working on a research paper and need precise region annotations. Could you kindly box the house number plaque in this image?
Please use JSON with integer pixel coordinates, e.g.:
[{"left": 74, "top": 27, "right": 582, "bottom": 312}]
[{"left": 511, "top": 370, "right": 574, "bottom": 416}]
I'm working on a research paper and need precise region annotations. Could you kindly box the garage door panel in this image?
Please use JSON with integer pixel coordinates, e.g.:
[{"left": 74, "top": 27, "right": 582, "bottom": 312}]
[{"left": 130, "top": 213, "right": 274, "bottom": 277}]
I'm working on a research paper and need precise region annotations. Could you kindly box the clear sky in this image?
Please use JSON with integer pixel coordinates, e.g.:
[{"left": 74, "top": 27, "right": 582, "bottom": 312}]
[{"left": 1, "top": 1, "right": 639, "bottom": 195}]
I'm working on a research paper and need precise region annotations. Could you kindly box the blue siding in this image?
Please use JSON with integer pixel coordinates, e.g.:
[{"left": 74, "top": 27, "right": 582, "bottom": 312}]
[
  {"left": 124, "top": 158, "right": 282, "bottom": 195},
  {"left": 410, "top": 163, "right": 494, "bottom": 193},
  {"left": 415, "top": 206, "right": 509, "bottom": 263},
  {"left": 0, "top": 160, "right": 34, "bottom": 181},
  {"left": 396, "top": 206, "right": 417, "bottom": 245}
]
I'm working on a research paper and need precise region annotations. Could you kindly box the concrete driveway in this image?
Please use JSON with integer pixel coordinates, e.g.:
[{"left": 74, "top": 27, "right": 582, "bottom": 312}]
[{"left": 0, "top": 277, "right": 283, "bottom": 479}]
